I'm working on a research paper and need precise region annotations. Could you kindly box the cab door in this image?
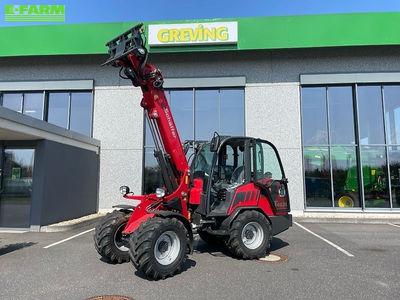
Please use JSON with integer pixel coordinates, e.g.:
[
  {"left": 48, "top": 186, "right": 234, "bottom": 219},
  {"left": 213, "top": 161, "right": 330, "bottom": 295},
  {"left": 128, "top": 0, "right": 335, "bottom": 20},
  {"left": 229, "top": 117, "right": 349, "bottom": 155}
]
[{"left": 253, "top": 140, "right": 290, "bottom": 212}]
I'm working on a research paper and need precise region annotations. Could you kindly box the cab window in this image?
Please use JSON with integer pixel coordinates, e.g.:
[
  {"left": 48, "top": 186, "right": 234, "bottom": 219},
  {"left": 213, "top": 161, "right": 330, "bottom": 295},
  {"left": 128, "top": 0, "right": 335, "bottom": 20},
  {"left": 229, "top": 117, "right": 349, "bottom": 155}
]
[{"left": 254, "top": 141, "right": 283, "bottom": 185}]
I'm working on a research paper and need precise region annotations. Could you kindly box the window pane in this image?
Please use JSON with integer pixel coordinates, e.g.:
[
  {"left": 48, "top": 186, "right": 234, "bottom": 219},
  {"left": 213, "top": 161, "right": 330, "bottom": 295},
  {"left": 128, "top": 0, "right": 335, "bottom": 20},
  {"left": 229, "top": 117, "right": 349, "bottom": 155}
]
[
  {"left": 361, "top": 146, "right": 390, "bottom": 208},
  {"left": 23, "top": 93, "right": 43, "bottom": 120},
  {"left": 145, "top": 116, "right": 154, "bottom": 147},
  {"left": 170, "top": 90, "right": 193, "bottom": 142},
  {"left": 357, "top": 86, "right": 385, "bottom": 144},
  {"left": 388, "top": 146, "right": 400, "bottom": 208},
  {"left": 220, "top": 89, "right": 245, "bottom": 136},
  {"left": 301, "top": 87, "right": 328, "bottom": 145},
  {"left": 2, "top": 93, "right": 22, "bottom": 112},
  {"left": 328, "top": 87, "right": 355, "bottom": 145},
  {"left": 192, "top": 143, "right": 214, "bottom": 192},
  {"left": 255, "top": 142, "right": 283, "bottom": 181},
  {"left": 331, "top": 146, "right": 360, "bottom": 208},
  {"left": 69, "top": 92, "right": 92, "bottom": 136},
  {"left": 304, "top": 147, "right": 332, "bottom": 207},
  {"left": 383, "top": 85, "right": 400, "bottom": 145},
  {"left": 48, "top": 92, "right": 69, "bottom": 128},
  {"left": 0, "top": 149, "right": 34, "bottom": 228},
  {"left": 143, "top": 147, "right": 163, "bottom": 194},
  {"left": 195, "top": 89, "right": 218, "bottom": 140}
]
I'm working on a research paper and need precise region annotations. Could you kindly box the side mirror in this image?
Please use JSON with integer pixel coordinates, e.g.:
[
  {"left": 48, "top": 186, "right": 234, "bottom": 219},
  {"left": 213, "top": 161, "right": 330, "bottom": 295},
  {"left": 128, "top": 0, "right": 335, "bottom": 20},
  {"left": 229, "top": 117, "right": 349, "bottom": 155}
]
[{"left": 210, "top": 132, "right": 220, "bottom": 152}]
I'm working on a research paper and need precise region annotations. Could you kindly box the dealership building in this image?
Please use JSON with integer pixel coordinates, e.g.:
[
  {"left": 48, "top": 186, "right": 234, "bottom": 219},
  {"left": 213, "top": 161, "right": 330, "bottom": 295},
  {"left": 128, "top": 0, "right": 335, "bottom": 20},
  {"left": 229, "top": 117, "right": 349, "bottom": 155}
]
[{"left": 1, "top": 12, "right": 400, "bottom": 230}]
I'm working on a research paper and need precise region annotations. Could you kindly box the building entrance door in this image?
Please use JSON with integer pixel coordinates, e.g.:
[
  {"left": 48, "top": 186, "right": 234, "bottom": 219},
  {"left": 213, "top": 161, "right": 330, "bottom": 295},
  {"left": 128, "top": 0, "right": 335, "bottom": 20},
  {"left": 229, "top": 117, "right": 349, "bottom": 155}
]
[{"left": 0, "top": 148, "right": 35, "bottom": 228}]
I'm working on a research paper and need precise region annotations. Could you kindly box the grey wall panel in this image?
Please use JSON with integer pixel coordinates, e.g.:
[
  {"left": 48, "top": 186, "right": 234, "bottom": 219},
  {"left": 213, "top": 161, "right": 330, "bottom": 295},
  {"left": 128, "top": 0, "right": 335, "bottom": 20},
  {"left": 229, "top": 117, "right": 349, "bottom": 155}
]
[
  {"left": 36, "top": 140, "right": 99, "bottom": 225},
  {"left": 245, "top": 83, "right": 304, "bottom": 211},
  {"left": 93, "top": 87, "right": 144, "bottom": 208},
  {"left": 0, "top": 55, "right": 115, "bottom": 86},
  {"left": 30, "top": 140, "right": 45, "bottom": 227},
  {"left": 1, "top": 46, "right": 400, "bottom": 85},
  {"left": 0, "top": 80, "right": 93, "bottom": 91}
]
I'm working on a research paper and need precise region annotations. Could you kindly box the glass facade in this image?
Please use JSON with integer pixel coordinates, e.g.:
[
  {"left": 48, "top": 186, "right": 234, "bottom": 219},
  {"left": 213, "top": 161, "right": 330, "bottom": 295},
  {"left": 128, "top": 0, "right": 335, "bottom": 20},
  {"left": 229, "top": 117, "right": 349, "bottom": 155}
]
[
  {"left": 0, "top": 91, "right": 93, "bottom": 136},
  {"left": 143, "top": 88, "right": 245, "bottom": 194},
  {"left": 301, "top": 84, "right": 400, "bottom": 210}
]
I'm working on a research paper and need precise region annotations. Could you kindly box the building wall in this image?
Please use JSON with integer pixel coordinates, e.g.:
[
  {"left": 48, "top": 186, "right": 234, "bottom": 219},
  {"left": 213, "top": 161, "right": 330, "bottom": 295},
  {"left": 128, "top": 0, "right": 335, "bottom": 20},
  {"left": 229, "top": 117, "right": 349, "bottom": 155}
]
[
  {"left": 31, "top": 140, "right": 99, "bottom": 226},
  {"left": 2, "top": 46, "right": 400, "bottom": 211},
  {"left": 93, "top": 86, "right": 144, "bottom": 208},
  {"left": 245, "top": 83, "right": 303, "bottom": 210}
]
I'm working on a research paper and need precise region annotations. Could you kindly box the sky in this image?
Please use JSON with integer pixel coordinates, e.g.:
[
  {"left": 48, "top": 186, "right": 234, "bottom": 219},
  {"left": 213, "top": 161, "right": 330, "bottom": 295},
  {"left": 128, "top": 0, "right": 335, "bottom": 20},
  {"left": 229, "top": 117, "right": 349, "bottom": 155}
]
[{"left": 1, "top": 0, "right": 400, "bottom": 27}]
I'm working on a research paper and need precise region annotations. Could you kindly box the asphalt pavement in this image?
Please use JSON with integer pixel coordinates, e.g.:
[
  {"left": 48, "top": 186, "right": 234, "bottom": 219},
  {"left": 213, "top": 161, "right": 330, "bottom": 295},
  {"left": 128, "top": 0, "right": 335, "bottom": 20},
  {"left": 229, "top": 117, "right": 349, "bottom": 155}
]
[{"left": 0, "top": 222, "right": 399, "bottom": 300}]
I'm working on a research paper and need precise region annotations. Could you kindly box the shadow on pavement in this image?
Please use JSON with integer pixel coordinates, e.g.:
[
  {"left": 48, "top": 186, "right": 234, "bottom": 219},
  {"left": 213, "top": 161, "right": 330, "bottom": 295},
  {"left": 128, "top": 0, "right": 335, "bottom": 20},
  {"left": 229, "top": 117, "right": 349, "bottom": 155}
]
[
  {"left": 269, "top": 237, "right": 289, "bottom": 252},
  {"left": 194, "top": 236, "right": 289, "bottom": 256},
  {"left": 0, "top": 242, "right": 37, "bottom": 256},
  {"left": 193, "top": 240, "right": 231, "bottom": 257},
  {"left": 134, "top": 258, "right": 196, "bottom": 281}
]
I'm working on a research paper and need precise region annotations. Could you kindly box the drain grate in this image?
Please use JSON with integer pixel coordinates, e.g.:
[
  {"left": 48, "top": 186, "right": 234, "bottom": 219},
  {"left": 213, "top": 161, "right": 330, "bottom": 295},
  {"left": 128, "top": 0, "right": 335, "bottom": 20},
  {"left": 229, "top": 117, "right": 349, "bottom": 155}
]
[
  {"left": 256, "top": 252, "right": 289, "bottom": 263},
  {"left": 86, "top": 296, "right": 134, "bottom": 300}
]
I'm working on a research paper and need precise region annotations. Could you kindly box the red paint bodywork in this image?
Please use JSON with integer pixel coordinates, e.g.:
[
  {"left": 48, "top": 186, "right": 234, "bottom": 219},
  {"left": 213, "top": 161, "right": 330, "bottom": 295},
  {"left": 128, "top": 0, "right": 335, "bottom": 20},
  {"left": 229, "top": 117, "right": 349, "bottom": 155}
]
[
  {"left": 228, "top": 183, "right": 274, "bottom": 215},
  {"left": 188, "top": 179, "right": 203, "bottom": 205}
]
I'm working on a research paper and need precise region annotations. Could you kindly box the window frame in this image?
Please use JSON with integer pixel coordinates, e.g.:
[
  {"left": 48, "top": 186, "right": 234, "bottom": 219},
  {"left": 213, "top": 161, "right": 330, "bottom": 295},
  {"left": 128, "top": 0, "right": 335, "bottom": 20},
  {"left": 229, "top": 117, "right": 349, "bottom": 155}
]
[
  {"left": 301, "top": 76, "right": 400, "bottom": 211},
  {"left": 0, "top": 80, "right": 94, "bottom": 137}
]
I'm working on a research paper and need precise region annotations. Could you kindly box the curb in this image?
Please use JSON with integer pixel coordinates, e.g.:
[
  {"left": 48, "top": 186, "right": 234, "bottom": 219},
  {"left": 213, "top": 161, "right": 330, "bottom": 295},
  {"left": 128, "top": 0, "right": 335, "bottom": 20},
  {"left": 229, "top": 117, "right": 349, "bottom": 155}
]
[
  {"left": 39, "top": 213, "right": 105, "bottom": 232},
  {"left": 293, "top": 217, "right": 400, "bottom": 225},
  {"left": 36, "top": 212, "right": 400, "bottom": 232}
]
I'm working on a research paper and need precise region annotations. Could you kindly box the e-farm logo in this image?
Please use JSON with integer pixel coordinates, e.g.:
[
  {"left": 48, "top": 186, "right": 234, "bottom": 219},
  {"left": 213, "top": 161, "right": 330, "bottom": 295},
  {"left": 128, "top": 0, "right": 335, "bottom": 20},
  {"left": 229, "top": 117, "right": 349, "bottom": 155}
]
[{"left": 5, "top": 4, "right": 65, "bottom": 22}]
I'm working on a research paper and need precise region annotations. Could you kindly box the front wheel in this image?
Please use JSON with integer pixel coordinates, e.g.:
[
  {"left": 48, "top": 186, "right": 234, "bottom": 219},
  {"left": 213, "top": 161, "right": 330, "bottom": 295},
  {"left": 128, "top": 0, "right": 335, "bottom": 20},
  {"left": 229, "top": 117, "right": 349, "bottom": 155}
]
[
  {"left": 227, "top": 210, "right": 272, "bottom": 259},
  {"left": 129, "top": 217, "right": 188, "bottom": 280},
  {"left": 94, "top": 210, "right": 131, "bottom": 264}
]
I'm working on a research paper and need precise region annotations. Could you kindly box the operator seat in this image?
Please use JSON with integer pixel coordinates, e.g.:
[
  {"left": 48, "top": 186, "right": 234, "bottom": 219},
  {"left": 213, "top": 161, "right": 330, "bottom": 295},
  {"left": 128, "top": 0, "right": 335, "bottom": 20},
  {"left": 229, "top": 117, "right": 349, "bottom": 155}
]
[{"left": 231, "top": 165, "right": 245, "bottom": 184}]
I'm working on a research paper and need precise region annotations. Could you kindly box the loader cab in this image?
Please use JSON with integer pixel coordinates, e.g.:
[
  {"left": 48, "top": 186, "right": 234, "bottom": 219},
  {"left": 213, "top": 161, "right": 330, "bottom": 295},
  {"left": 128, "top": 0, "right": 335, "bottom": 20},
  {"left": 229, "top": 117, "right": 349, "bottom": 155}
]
[{"left": 191, "top": 137, "right": 289, "bottom": 216}]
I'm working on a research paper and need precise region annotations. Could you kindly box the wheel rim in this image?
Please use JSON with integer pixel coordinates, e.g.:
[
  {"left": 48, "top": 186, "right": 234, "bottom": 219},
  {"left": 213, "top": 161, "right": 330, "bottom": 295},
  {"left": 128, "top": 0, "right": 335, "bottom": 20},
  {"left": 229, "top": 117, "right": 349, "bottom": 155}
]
[
  {"left": 241, "top": 221, "right": 264, "bottom": 250},
  {"left": 114, "top": 222, "right": 129, "bottom": 252},
  {"left": 338, "top": 195, "right": 354, "bottom": 208},
  {"left": 154, "top": 231, "right": 181, "bottom": 266}
]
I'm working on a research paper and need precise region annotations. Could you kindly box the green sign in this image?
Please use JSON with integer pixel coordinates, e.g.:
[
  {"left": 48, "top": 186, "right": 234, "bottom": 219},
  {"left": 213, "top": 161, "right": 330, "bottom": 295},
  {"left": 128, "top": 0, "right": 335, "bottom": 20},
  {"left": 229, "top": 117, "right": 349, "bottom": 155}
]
[
  {"left": 1, "top": 12, "right": 400, "bottom": 57},
  {"left": 5, "top": 4, "right": 65, "bottom": 22}
]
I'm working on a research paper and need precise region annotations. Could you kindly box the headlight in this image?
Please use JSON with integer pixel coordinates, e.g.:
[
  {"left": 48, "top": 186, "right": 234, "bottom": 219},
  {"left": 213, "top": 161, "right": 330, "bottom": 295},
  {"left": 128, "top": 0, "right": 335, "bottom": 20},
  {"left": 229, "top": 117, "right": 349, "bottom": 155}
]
[
  {"left": 155, "top": 188, "right": 166, "bottom": 198},
  {"left": 120, "top": 186, "right": 130, "bottom": 195}
]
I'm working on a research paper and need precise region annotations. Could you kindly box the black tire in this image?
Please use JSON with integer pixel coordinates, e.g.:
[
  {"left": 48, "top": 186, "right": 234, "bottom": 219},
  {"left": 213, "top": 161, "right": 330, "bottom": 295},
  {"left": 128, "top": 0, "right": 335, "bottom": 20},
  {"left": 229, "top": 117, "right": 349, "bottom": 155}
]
[
  {"left": 198, "top": 229, "right": 226, "bottom": 246},
  {"left": 94, "top": 210, "right": 131, "bottom": 264},
  {"left": 129, "top": 217, "right": 188, "bottom": 280},
  {"left": 227, "top": 210, "right": 272, "bottom": 259}
]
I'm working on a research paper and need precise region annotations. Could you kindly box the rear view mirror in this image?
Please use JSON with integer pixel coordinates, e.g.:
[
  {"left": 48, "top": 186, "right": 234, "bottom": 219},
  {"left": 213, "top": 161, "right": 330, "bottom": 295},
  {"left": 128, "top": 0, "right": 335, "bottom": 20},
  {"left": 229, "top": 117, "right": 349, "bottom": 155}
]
[{"left": 210, "top": 132, "right": 220, "bottom": 152}]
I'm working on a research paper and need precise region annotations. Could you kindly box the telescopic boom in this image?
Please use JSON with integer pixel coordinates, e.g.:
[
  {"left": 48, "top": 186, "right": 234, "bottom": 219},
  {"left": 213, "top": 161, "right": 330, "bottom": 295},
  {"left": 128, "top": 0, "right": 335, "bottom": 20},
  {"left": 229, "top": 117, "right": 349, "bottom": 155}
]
[{"left": 103, "top": 23, "right": 189, "bottom": 194}]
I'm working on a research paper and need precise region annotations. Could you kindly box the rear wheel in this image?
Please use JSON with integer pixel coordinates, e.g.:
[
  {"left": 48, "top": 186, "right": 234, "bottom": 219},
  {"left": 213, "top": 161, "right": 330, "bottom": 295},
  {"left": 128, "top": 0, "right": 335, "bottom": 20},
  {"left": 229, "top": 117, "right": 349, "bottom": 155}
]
[
  {"left": 94, "top": 210, "right": 131, "bottom": 264},
  {"left": 227, "top": 210, "right": 272, "bottom": 259},
  {"left": 129, "top": 217, "right": 188, "bottom": 280}
]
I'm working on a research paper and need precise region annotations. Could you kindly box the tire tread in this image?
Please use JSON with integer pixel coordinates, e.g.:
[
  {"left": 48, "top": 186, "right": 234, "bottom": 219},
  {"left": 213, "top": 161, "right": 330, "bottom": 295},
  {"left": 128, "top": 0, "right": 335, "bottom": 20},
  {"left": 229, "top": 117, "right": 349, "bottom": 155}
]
[{"left": 94, "top": 210, "right": 131, "bottom": 264}]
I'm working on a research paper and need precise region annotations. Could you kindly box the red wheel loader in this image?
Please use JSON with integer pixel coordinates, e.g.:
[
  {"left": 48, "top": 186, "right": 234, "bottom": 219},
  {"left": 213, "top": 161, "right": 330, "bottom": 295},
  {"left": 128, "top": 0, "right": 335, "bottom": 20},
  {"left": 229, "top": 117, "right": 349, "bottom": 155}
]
[{"left": 94, "top": 23, "right": 292, "bottom": 279}]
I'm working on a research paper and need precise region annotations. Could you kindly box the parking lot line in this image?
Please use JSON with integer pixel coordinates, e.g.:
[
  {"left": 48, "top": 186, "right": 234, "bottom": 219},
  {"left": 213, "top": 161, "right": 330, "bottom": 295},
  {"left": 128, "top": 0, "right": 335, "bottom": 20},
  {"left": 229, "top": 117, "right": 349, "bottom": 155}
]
[
  {"left": 294, "top": 222, "right": 354, "bottom": 257},
  {"left": 43, "top": 228, "right": 95, "bottom": 249},
  {"left": 387, "top": 222, "right": 400, "bottom": 228}
]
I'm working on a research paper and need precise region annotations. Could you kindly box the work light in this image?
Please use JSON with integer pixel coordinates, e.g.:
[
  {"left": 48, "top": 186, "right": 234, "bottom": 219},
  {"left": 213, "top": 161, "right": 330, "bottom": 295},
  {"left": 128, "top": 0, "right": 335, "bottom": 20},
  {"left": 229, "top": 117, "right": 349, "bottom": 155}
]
[
  {"left": 155, "top": 188, "right": 166, "bottom": 198},
  {"left": 120, "top": 186, "right": 130, "bottom": 195}
]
